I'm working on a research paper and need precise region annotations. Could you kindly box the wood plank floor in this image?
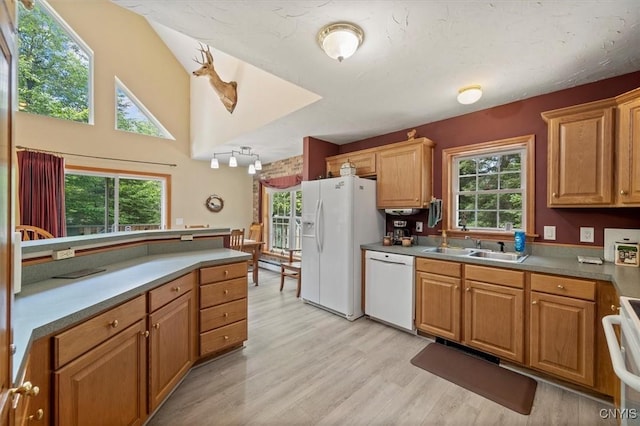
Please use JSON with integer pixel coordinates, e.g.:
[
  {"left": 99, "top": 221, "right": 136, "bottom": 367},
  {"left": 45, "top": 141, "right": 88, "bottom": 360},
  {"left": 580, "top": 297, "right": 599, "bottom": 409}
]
[{"left": 148, "top": 269, "right": 617, "bottom": 426}]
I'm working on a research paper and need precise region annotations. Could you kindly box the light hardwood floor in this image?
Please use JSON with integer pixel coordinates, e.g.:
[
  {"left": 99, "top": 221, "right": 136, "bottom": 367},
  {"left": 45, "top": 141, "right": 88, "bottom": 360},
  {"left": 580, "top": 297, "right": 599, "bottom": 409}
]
[{"left": 148, "top": 269, "right": 617, "bottom": 426}]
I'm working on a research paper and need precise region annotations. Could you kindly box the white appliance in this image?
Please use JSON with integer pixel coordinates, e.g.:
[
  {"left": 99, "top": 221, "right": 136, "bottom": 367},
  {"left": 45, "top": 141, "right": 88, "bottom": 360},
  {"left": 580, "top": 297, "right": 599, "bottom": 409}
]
[
  {"left": 301, "top": 176, "right": 384, "bottom": 320},
  {"left": 603, "top": 297, "right": 640, "bottom": 424},
  {"left": 365, "top": 251, "right": 415, "bottom": 333}
]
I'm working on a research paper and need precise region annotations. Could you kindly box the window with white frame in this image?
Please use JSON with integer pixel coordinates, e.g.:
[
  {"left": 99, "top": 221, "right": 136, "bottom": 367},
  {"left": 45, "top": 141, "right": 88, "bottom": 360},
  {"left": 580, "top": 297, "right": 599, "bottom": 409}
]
[
  {"left": 65, "top": 168, "right": 168, "bottom": 236},
  {"left": 18, "top": 0, "right": 93, "bottom": 123},
  {"left": 443, "top": 135, "right": 535, "bottom": 235},
  {"left": 268, "top": 188, "right": 302, "bottom": 252}
]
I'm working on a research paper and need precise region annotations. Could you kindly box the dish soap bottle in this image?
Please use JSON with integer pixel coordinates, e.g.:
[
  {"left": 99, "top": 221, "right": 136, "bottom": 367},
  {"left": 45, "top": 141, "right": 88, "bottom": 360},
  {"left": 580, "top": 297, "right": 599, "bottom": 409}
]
[{"left": 514, "top": 231, "right": 526, "bottom": 254}]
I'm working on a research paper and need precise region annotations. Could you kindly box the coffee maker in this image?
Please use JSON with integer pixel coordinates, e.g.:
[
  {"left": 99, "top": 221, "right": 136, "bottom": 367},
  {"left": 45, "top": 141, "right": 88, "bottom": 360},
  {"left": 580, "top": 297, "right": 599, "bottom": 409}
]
[{"left": 392, "top": 220, "right": 410, "bottom": 245}]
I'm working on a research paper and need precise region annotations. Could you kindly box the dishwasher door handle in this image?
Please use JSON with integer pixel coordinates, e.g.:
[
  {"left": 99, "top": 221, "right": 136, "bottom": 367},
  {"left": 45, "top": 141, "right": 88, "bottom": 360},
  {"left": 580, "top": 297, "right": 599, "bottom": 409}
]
[{"left": 369, "top": 257, "right": 409, "bottom": 266}]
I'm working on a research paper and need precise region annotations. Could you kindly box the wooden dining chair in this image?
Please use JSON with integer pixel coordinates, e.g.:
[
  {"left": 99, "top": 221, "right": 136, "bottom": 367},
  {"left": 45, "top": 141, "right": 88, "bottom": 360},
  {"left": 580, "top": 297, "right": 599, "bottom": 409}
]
[
  {"left": 247, "top": 222, "right": 263, "bottom": 242},
  {"left": 229, "top": 228, "right": 245, "bottom": 251},
  {"left": 280, "top": 249, "right": 301, "bottom": 298},
  {"left": 17, "top": 225, "right": 54, "bottom": 241}
]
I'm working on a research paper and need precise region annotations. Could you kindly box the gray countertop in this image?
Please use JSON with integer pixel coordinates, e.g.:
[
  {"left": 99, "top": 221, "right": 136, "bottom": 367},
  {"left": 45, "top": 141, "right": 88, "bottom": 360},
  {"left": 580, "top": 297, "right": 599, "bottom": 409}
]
[
  {"left": 361, "top": 243, "right": 640, "bottom": 298},
  {"left": 13, "top": 248, "right": 250, "bottom": 382}
]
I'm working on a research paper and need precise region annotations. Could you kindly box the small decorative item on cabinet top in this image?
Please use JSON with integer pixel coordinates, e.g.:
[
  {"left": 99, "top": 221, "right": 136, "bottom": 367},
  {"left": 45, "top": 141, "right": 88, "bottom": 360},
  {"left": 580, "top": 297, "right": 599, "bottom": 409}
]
[
  {"left": 615, "top": 239, "right": 639, "bottom": 267},
  {"left": 340, "top": 159, "right": 357, "bottom": 176}
]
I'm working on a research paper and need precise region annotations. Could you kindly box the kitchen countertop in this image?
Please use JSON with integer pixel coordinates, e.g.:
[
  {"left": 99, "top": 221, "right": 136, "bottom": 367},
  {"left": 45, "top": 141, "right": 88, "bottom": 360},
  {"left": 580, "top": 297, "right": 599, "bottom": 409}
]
[
  {"left": 361, "top": 243, "right": 640, "bottom": 298},
  {"left": 12, "top": 248, "right": 250, "bottom": 382}
]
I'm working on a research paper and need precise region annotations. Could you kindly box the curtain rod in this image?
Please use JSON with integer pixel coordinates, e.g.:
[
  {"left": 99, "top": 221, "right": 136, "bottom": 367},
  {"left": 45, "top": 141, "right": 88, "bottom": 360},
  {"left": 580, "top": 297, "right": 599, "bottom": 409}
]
[{"left": 16, "top": 146, "right": 177, "bottom": 167}]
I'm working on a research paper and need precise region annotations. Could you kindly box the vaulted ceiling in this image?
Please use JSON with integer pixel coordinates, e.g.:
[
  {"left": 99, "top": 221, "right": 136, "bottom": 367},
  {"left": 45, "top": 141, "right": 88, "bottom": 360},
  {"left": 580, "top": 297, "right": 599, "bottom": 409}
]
[{"left": 113, "top": 1, "right": 640, "bottom": 164}]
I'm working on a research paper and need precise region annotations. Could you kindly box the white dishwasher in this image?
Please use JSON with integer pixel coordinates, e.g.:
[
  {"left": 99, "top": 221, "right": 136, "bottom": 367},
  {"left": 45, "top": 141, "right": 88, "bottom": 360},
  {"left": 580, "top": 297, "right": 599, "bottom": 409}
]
[{"left": 365, "top": 250, "right": 415, "bottom": 333}]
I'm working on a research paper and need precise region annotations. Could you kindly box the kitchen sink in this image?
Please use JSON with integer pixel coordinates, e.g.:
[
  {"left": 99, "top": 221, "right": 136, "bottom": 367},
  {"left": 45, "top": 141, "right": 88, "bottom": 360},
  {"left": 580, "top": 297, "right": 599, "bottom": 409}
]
[
  {"left": 422, "top": 247, "right": 477, "bottom": 256},
  {"left": 468, "top": 251, "right": 528, "bottom": 263}
]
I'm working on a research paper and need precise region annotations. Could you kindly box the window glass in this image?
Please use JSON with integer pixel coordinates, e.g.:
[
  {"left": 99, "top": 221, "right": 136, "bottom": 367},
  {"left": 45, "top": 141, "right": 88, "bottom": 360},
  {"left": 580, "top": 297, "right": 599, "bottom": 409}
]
[
  {"left": 116, "top": 78, "right": 174, "bottom": 139},
  {"left": 18, "top": 0, "right": 92, "bottom": 123},
  {"left": 269, "top": 189, "right": 302, "bottom": 252}
]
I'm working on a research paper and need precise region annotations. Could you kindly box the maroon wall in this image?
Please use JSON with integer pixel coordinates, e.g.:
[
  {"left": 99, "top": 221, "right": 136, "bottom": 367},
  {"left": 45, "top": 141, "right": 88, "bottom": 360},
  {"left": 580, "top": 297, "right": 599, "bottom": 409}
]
[
  {"left": 303, "top": 136, "right": 339, "bottom": 181},
  {"left": 306, "top": 71, "right": 640, "bottom": 246}
]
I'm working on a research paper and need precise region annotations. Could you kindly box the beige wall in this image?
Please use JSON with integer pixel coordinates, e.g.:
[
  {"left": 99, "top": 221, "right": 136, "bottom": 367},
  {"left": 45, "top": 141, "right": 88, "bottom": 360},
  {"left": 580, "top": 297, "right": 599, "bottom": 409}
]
[{"left": 15, "top": 0, "right": 253, "bottom": 230}]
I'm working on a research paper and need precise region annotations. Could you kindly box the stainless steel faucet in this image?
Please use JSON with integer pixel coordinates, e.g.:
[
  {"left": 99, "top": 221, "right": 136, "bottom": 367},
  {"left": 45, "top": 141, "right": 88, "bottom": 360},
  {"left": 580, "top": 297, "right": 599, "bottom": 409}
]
[{"left": 465, "top": 235, "right": 482, "bottom": 249}]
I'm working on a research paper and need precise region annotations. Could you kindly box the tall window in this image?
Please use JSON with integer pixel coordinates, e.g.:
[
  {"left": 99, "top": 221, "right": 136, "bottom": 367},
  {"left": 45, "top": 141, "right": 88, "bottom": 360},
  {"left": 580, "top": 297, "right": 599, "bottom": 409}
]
[
  {"left": 18, "top": 0, "right": 93, "bottom": 123},
  {"left": 65, "top": 168, "right": 167, "bottom": 236},
  {"left": 443, "top": 135, "right": 535, "bottom": 236},
  {"left": 269, "top": 189, "right": 302, "bottom": 252},
  {"left": 115, "top": 77, "right": 174, "bottom": 139}
]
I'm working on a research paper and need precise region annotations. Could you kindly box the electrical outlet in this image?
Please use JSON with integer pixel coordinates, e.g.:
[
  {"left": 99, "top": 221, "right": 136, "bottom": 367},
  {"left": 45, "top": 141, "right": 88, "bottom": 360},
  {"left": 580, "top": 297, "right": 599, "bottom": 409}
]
[
  {"left": 175, "top": 217, "right": 184, "bottom": 225},
  {"left": 580, "top": 227, "right": 595, "bottom": 243},
  {"left": 543, "top": 226, "right": 556, "bottom": 240},
  {"left": 180, "top": 234, "right": 194, "bottom": 241},
  {"left": 52, "top": 248, "right": 75, "bottom": 260},
  {"left": 416, "top": 221, "right": 423, "bottom": 232}
]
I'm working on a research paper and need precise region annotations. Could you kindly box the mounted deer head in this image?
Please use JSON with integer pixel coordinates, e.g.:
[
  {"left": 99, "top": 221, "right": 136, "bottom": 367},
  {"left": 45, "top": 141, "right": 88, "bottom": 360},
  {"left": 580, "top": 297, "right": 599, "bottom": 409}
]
[{"left": 193, "top": 44, "right": 238, "bottom": 114}]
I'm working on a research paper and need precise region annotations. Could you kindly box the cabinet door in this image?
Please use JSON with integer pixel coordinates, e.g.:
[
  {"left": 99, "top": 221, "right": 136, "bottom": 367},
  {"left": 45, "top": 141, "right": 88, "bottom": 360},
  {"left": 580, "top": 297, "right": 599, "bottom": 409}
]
[
  {"left": 416, "top": 272, "right": 461, "bottom": 341},
  {"left": 545, "top": 103, "right": 615, "bottom": 206},
  {"left": 530, "top": 291, "right": 595, "bottom": 386},
  {"left": 326, "top": 151, "right": 376, "bottom": 178},
  {"left": 148, "top": 291, "right": 196, "bottom": 412},
  {"left": 464, "top": 280, "right": 524, "bottom": 362},
  {"left": 377, "top": 143, "right": 424, "bottom": 208},
  {"left": 55, "top": 320, "right": 147, "bottom": 426},
  {"left": 12, "top": 339, "right": 49, "bottom": 426},
  {"left": 617, "top": 91, "right": 640, "bottom": 205}
]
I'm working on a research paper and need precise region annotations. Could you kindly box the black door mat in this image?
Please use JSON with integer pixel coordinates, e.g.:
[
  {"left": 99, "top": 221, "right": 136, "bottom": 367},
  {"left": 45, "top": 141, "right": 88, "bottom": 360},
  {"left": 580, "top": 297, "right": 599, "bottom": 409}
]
[{"left": 410, "top": 342, "right": 537, "bottom": 415}]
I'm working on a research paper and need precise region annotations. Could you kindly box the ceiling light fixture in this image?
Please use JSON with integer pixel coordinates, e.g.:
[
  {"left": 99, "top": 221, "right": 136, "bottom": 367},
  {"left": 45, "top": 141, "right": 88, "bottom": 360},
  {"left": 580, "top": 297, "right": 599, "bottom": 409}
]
[
  {"left": 318, "top": 22, "right": 364, "bottom": 62},
  {"left": 210, "top": 146, "right": 262, "bottom": 174},
  {"left": 457, "top": 85, "right": 483, "bottom": 105}
]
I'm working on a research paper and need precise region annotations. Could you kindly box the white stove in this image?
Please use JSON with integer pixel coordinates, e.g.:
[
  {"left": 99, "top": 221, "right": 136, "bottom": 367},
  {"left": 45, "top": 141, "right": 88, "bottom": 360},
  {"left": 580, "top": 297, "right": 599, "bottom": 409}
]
[{"left": 603, "top": 297, "right": 640, "bottom": 424}]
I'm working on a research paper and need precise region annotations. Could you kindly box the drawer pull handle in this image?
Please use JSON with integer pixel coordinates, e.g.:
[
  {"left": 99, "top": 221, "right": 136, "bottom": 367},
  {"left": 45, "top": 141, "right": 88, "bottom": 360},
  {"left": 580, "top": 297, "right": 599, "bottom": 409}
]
[
  {"left": 110, "top": 320, "right": 119, "bottom": 328},
  {"left": 141, "top": 330, "right": 149, "bottom": 338},
  {"left": 9, "top": 381, "right": 39, "bottom": 397},
  {"left": 153, "top": 323, "right": 160, "bottom": 329},
  {"left": 28, "top": 409, "right": 44, "bottom": 421},
  {"left": 224, "top": 335, "right": 229, "bottom": 340},
  {"left": 557, "top": 285, "right": 565, "bottom": 289},
  {"left": 532, "top": 300, "right": 538, "bottom": 305},
  {"left": 173, "top": 286, "right": 181, "bottom": 292}
]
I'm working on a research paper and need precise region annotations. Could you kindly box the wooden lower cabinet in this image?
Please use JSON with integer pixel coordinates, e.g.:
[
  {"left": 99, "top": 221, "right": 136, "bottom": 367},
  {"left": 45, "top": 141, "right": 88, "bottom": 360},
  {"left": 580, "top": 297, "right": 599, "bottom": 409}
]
[
  {"left": 11, "top": 338, "right": 50, "bottom": 426},
  {"left": 416, "top": 271, "right": 461, "bottom": 341},
  {"left": 55, "top": 320, "right": 147, "bottom": 426},
  {"left": 529, "top": 291, "right": 595, "bottom": 387},
  {"left": 464, "top": 280, "right": 524, "bottom": 363},
  {"left": 148, "top": 290, "right": 196, "bottom": 412}
]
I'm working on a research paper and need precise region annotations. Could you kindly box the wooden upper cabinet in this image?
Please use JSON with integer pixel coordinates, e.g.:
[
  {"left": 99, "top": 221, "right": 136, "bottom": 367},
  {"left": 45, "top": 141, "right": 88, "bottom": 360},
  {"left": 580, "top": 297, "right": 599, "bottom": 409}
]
[
  {"left": 376, "top": 137, "right": 435, "bottom": 208},
  {"left": 616, "top": 87, "right": 640, "bottom": 206},
  {"left": 325, "top": 150, "right": 376, "bottom": 178},
  {"left": 542, "top": 98, "right": 616, "bottom": 207}
]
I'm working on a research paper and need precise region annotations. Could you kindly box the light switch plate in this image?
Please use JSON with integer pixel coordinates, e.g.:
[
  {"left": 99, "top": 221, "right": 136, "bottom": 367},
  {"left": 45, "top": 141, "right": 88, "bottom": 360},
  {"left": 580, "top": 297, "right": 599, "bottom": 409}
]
[
  {"left": 580, "top": 227, "right": 595, "bottom": 243},
  {"left": 543, "top": 226, "right": 556, "bottom": 240}
]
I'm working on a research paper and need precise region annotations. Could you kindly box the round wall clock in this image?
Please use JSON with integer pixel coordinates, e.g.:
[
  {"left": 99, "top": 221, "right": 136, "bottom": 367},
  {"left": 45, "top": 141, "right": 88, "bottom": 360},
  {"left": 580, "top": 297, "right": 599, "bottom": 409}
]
[{"left": 205, "top": 194, "right": 224, "bottom": 212}]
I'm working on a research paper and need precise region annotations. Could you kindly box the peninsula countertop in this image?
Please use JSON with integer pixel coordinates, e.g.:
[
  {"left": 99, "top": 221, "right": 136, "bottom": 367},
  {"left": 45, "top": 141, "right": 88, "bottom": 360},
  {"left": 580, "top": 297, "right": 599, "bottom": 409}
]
[
  {"left": 361, "top": 243, "right": 640, "bottom": 298},
  {"left": 13, "top": 248, "right": 250, "bottom": 382}
]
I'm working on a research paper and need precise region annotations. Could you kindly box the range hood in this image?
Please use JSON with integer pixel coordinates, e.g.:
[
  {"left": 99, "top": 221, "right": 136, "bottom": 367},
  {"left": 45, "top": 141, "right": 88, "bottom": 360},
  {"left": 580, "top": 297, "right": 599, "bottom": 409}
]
[{"left": 384, "top": 209, "right": 421, "bottom": 216}]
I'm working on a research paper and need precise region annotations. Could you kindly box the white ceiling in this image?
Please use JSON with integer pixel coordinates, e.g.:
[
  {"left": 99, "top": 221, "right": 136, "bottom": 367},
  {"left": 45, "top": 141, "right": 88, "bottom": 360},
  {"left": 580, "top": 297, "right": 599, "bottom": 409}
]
[{"left": 113, "top": 1, "right": 640, "bottom": 165}]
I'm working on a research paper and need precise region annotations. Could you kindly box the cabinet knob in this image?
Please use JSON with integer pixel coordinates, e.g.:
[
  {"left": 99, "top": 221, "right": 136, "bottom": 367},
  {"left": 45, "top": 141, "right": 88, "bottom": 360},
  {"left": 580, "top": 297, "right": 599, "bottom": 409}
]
[
  {"left": 621, "top": 190, "right": 628, "bottom": 196},
  {"left": 224, "top": 289, "right": 229, "bottom": 295},
  {"left": 28, "top": 409, "right": 44, "bottom": 421},
  {"left": 557, "top": 285, "right": 565, "bottom": 289},
  {"left": 532, "top": 300, "right": 538, "bottom": 305},
  {"left": 223, "top": 312, "right": 229, "bottom": 317},
  {"left": 173, "top": 286, "right": 181, "bottom": 292},
  {"left": 224, "top": 270, "right": 229, "bottom": 276},
  {"left": 153, "top": 323, "right": 160, "bottom": 329},
  {"left": 140, "top": 330, "right": 149, "bottom": 338},
  {"left": 465, "top": 287, "right": 470, "bottom": 292},
  {"left": 9, "top": 381, "right": 39, "bottom": 397},
  {"left": 611, "top": 304, "right": 620, "bottom": 312},
  {"left": 552, "top": 192, "right": 558, "bottom": 198},
  {"left": 224, "top": 335, "right": 229, "bottom": 341},
  {"left": 454, "top": 286, "right": 459, "bottom": 290},
  {"left": 109, "top": 320, "right": 119, "bottom": 328}
]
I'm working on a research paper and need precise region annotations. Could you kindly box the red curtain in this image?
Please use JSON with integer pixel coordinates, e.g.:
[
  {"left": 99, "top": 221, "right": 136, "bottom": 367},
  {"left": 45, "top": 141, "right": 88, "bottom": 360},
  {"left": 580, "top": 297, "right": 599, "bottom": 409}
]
[{"left": 17, "top": 151, "right": 66, "bottom": 237}]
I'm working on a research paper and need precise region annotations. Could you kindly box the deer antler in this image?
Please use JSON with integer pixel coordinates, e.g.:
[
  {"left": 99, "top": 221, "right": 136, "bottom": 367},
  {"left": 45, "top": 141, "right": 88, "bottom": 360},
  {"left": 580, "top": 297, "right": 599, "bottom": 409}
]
[{"left": 192, "top": 43, "right": 238, "bottom": 114}]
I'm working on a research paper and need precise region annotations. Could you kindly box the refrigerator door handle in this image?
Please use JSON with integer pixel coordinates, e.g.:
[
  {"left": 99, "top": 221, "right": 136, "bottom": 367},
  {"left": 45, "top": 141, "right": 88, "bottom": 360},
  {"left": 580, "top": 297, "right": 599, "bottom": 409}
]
[
  {"left": 318, "top": 199, "right": 324, "bottom": 253},
  {"left": 314, "top": 199, "right": 321, "bottom": 252}
]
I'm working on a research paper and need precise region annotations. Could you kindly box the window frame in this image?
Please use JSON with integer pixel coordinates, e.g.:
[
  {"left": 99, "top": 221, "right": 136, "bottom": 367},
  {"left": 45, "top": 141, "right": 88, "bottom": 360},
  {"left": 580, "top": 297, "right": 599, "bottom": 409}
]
[
  {"left": 442, "top": 134, "right": 535, "bottom": 239},
  {"left": 64, "top": 165, "right": 171, "bottom": 235}
]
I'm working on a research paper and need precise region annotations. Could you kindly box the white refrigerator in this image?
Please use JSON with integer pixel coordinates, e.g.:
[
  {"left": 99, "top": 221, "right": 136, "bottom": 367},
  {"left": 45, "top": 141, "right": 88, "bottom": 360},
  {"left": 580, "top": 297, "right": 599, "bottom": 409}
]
[{"left": 301, "top": 176, "right": 384, "bottom": 320}]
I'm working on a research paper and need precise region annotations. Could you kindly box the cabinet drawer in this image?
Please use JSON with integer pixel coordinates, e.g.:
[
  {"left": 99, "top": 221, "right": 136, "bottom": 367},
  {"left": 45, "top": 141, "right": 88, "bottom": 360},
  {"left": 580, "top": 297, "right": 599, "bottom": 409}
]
[
  {"left": 200, "top": 298, "right": 247, "bottom": 332},
  {"left": 200, "top": 262, "right": 247, "bottom": 284},
  {"left": 416, "top": 258, "right": 461, "bottom": 277},
  {"left": 149, "top": 271, "right": 196, "bottom": 312},
  {"left": 465, "top": 265, "right": 524, "bottom": 289},
  {"left": 54, "top": 295, "right": 146, "bottom": 369},
  {"left": 530, "top": 273, "right": 596, "bottom": 301},
  {"left": 200, "top": 319, "right": 247, "bottom": 356},
  {"left": 200, "top": 277, "right": 247, "bottom": 308}
]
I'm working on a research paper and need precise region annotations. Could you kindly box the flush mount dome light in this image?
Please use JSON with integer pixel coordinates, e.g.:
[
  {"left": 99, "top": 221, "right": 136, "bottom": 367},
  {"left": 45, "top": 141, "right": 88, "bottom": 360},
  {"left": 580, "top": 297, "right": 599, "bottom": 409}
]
[
  {"left": 318, "top": 22, "right": 364, "bottom": 62},
  {"left": 457, "top": 85, "right": 483, "bottom": 105}
]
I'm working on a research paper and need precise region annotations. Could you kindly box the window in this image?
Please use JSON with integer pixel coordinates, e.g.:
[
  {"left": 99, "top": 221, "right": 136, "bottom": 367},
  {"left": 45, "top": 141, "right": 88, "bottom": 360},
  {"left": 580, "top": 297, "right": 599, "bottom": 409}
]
[
  {"left": 115, "top": 77, "right": 174, "bottom": 139},
  {"left": 65, "top": 167, "right": 168, "bottom": 236},
  {"left": 443, "top": 135, "right": 535, "bottom": 236},
  {"left": 18, "top": 0, "right": 93, "bottom": 123},
  {"left": 268, "top": 189, "right": 302, "bottom": 252}
]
